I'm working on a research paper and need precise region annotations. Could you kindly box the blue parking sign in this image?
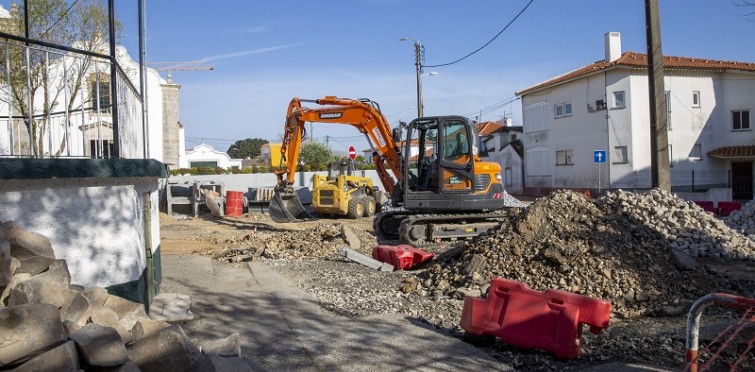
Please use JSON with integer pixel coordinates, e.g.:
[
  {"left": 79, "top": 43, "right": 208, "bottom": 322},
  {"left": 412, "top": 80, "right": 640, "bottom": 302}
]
[{"left": 594, "top": 150, "right": 607, "bottom": 163}]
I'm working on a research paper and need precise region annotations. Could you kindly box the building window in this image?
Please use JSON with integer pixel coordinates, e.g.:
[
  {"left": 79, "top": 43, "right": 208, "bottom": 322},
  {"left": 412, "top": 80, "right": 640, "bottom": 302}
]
[
  {"left": 511, "top": 134, "right": 517, "bottom": 142},
  {"left": 692, "top": 91, "right": 700, "bottom": 108},
  {"left": 190, "top": 161, "right": 219, "bottom": 168},
  {"left": 89, "top": 140, "right": 113, "bottom": 158},
  {"left": 613, "top": 91, "right": 626, "bottom": 109},
  {"left": 613, "top": 146, "right": 628, "bottom": 164},
  {"left": 89, "top": 74, "right": 112, "bottom": 113},
  {"left": 691, "top": 143, "right": 702, "bottom": 160},
  {"left": 554, "top": 102, "right": 573, "bottom": 118},
  {"left": 556, "top": 149, "right": 574, "bottom": 165},
  {"left": 733, "top": 110, "right": 750, "bottom": 131},
  {"left": 504, "top": 167, "right": 513, "bottom": 187},
  {"left": 526, "top": 148, "right": 550, "bottom": 176},
  {"left": 669, "top": 144, "right": 673, "bottom": 167},
  {"left": 524, "top": 103, "right": 548, "bottom": 133}
]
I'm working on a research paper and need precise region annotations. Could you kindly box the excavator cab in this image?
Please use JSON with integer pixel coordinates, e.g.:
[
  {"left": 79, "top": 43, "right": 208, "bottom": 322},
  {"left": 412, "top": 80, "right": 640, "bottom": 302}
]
[{"left": 400, "top": 116, "right": 502, "bottom": 212}]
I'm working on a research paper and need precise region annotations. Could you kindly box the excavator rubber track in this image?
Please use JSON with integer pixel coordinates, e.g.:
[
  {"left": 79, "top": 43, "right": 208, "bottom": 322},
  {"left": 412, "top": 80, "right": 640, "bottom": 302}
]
[{"left": 375, "top": 209, "right": 510, "bottom": 248}]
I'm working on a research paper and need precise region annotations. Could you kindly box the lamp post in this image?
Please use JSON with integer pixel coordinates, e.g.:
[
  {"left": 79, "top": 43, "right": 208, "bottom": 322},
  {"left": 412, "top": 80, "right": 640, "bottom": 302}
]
[{"left": 400, "top": 37, "right": 425, "bottom": 118}]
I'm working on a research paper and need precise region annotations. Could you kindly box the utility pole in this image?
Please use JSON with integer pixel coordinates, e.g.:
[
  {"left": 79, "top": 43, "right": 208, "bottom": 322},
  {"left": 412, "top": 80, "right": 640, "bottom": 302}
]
[
  {"left": 645, "top": 0, "right": 671, "bottom": 191},
  {"left": 414, "top": 40, "right": 423, "bottom": 118}
]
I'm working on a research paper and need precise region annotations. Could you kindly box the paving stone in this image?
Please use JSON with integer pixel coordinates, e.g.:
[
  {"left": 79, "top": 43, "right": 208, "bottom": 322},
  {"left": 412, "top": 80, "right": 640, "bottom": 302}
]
[
  {"left": 6, "top": 276, "right": 76, "bottom": 308},
  {"left": 104, "top": 294, "right": 150, "bottom": 333},
  {"left": 148, "top": 292, "right": 193, "bottom": 321},
  {"left": 0, "top": 239, "right": 12, "bottom": 287},
  {"left": 69, "top": 323, "right": 129, "bottom": 367},
  {"left": 196, "top": 333, "right": 241, "bottom": 357},
  {"left": 61, "top": 291, "right": 91, "bottom": 326},
  {"left": 0, "top": 304, "right": 67, "bottom": 367},
  {"left": 0, "top": 221, "right": 56, "bottom": 275},
  {"left": 341, "top": 225, "right": 361, "bottom": 251},
  {"left": 0, "top": 272, "right": 31, "bottom": 305},
  {"left": 127, "top": 324, "right": 214, "bottom": 372},
  {"left": 82, "top": 286, "right": 109, "bottom": 307},
  {"left": 0, "top": 221, "right": 55, "bottom": 258},
  {"left": 88, "top": 306, "right": 133, "bottom": 345},
  {"left": 131, "top": 318, "right": 170, "bottom": 342},
  {"left": 11, "top": 340, "right": 79, "bottom": 372}
]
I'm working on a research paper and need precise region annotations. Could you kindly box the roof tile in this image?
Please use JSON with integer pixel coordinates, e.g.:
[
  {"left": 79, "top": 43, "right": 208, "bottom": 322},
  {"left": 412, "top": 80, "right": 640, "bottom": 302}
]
[{"left": 517, "top": 52, "right": 755, "bottom": 96}]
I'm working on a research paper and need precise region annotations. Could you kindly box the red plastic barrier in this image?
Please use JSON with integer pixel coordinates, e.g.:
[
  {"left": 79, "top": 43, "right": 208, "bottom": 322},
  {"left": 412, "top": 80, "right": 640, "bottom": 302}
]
[
  {"left": 717, "top": 201, "right": 741, "bottom": 217},
  {"left": 372, "top": 245, "right": 434, "bottom": 270},
  {"left": 460, "top": 278, "right": 611, "bottom": 360},
  {"left": 693, "top": 201, "right": 717, "bottom": 215}
]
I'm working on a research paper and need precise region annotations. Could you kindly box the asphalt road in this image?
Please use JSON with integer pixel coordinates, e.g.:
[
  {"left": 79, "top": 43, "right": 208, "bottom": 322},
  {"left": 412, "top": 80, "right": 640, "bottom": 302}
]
[{"left": 159, "top": 255, "right": 514, "bottom": 371}]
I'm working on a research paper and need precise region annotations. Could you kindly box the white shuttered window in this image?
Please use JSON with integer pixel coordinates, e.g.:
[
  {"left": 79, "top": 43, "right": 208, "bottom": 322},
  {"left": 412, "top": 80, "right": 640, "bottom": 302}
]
[{"left": 524, "top": 102, "right": 548, "bottom": 133}]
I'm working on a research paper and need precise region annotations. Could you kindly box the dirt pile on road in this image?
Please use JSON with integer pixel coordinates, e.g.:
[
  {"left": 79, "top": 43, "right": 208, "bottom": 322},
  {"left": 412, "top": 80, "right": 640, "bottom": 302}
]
[
  {"left": 210, "top": 221, "right": 379, "bottom": 261},
  {"left": 420, "top": 189, "right": 755, "bottom": 319}
]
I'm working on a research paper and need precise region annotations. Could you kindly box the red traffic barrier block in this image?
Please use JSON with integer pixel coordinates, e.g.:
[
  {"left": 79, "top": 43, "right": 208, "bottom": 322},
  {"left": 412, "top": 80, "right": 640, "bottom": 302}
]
[
  {"left": 372, "top": 245, "right": 434, "bottom": 270},
  {"left": 693, "top": 201, "right": 718, "bottom": 215},
  {"left": 460, "top": 278, "right": 611, "bottom": 360},
  {"left": 717, "top": 201, "right": 741, "bottom": 217}
]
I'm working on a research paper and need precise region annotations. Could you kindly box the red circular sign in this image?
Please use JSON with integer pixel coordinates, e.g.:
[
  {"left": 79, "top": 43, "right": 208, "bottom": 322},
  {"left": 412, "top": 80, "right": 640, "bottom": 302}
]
[{"left": 348, "top": 145, "right": 357, "bottom": 160}]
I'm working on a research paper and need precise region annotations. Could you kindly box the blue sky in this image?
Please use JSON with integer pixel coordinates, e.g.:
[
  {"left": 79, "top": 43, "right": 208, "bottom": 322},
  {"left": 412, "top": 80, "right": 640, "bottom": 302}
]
[{"left": 6, "top": 1, "right": 754, "bottom": 155}]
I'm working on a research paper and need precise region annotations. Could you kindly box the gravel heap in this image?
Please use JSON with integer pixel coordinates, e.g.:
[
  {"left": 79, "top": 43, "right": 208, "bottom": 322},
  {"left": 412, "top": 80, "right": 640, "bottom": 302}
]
[
  {"left": 602, "top": 189, "right": 755, "bottom": 260},
  {"left": 418, "top": 189, "right": 754, "bottom": 319},
  {"left": 725, "top": 199, "right": 755, "bottom": 239}
]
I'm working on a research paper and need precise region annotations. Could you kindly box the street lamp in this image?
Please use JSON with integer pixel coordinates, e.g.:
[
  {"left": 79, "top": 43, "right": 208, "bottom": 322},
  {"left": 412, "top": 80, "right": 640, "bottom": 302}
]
[{"left": 399, "top": 37, "right": 425, "bottom": 118}]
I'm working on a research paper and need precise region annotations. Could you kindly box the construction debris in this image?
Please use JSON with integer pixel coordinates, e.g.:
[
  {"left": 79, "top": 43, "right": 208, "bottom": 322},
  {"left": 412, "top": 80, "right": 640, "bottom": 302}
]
[
  {"left": 418, "top": 189, "right": 755, "bottom": 319},
  {"left": 0, "top": 221, "right": 246, "bottom": 371}
]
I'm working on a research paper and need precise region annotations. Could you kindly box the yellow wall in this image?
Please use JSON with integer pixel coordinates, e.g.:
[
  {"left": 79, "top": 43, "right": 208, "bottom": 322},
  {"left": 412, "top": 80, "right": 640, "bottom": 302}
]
[{"left": 261, "top": 143, "right": 284, "bottom": 167}]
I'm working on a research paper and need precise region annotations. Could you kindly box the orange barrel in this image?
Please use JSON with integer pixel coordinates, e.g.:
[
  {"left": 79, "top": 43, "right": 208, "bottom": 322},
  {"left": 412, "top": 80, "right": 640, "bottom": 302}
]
[{"left": 225, "top": 191, "right": 244, "bottom": 217}]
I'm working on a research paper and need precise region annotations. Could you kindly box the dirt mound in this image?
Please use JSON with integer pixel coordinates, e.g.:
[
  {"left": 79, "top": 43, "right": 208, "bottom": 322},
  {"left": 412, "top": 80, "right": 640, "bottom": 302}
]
[{"left": 420, "top": 189, "right": 754, "bottom": 319}]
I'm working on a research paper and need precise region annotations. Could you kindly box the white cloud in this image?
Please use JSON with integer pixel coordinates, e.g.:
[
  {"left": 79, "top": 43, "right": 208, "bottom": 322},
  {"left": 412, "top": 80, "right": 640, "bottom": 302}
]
[{"left": 196, "top": 43, "right": 303, "bottom": 63}]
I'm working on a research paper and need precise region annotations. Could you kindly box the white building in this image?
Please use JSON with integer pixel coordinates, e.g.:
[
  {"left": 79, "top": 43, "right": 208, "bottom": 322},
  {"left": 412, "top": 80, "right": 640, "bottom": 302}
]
[
  {"left": 516, "top": 32, "right": 755, "bottom": 200},
  {"left": 180, "top": 142, "right": 243, "bottom": 169},
  {"left": 479, "top": 123, "right": 524, "bottom": 195}
]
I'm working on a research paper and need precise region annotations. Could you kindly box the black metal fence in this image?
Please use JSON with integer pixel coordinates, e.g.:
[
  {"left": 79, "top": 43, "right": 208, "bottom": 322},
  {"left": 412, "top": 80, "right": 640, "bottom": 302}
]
[{"left": 670, "top": 169, "right": 730, "bottom": 192}]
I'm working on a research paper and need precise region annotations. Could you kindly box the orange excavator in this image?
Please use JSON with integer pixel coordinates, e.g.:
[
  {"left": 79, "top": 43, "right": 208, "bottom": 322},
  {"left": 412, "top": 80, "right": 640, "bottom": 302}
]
[{"left": 270, "top": 96, "right": 510, "bottom": 246}]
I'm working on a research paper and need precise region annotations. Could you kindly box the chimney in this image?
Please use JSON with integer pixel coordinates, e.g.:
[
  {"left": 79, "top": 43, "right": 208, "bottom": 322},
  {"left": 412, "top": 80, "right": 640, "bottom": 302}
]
[{"left": 604, "top": 32, "right": 621, "bottom": 62}]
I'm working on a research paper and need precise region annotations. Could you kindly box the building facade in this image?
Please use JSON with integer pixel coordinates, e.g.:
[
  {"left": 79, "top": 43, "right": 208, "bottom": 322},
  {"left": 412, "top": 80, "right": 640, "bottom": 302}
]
[{"left": 517, "top": 32, "right": 755, "bottom": 199}]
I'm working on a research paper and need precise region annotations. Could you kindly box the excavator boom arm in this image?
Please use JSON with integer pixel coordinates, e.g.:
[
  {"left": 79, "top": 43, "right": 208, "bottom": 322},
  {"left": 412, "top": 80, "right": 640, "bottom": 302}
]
[{"left": 275, "top": 96, "right": 402, "bottom": 195}]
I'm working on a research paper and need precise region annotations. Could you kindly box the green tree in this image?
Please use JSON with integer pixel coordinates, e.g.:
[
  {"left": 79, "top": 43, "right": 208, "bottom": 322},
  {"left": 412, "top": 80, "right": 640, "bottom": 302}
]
[
  {"left": 299, "top": 141, "right": 334, "bottom": 168},
  {"left": 227, "top": 138, "right": 268, "bottom": 158},
  {"left": 0, "top": 0, "right": 119, "bottom": 157}
]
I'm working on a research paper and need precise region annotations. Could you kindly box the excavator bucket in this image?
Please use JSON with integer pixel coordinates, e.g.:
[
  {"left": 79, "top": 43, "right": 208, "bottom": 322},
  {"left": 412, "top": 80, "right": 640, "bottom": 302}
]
[{"left": 269, "top": 187, "right": 315, "bottom": 223}]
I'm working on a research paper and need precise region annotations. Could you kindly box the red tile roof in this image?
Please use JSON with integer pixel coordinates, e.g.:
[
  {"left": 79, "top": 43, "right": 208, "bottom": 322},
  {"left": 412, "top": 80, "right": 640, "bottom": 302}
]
[
  {"left": 516, "top": 52, "right": 755, "bottom": 96},
  {"left": 477, "top": 121, "right": 503, "bottom": 136},
  {"left": 707, "top": 145, "right": 755, "bottom": 158}
]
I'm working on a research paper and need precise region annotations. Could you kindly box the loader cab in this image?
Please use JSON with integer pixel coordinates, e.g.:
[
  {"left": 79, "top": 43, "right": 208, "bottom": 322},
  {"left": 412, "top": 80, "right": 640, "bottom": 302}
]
[{"left": 402, "top": 116, "right": 479, "bottom": 212}]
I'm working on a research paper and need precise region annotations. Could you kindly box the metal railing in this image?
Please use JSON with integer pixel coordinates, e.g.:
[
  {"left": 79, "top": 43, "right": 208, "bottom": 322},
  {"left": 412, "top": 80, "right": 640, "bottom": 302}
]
[
  {"left": 0, "top": 39, "right": 144, "bottom": 159},
  {"left": 671, "top": 169, "right": 731, "bottom": 192}
]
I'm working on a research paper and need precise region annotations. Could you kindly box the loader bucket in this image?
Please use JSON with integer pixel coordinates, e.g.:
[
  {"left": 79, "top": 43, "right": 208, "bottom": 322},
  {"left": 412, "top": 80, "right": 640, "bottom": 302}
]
[{"left": 269, "top": 187, "right": 315, "bottom": 223}]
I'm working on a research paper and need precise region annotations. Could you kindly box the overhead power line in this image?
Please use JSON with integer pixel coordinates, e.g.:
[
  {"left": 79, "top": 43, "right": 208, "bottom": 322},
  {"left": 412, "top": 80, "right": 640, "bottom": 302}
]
[{"left": 424, "top": 0, "right": 535, "bottom": 68}]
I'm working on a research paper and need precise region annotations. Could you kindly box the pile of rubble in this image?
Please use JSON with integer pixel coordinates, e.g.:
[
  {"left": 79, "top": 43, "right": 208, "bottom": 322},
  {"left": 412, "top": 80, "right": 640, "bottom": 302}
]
[
  {"left": 211, "top": 223, "right": 376, "bottom": 261},
  {"left": 601, "top": 189, "right": 755, "bottom": 259},
  {"left": 418, "top": 189, "right": 755, "bottom": 319},
  {"left": 0, "top": 221, "right": 247, "bottom": 371},
  {"left": 725, "top": 199, "right": 755, "bottom": 239}
]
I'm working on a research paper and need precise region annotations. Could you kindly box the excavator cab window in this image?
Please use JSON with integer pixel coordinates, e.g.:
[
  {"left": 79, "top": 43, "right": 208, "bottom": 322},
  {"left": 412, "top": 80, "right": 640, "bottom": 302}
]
[
  {"left": 405, "top": 119, "right": 438, "bottom": 191},
  {"left": 442, "top": 121, "right": 470, "bottom": 161}
]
